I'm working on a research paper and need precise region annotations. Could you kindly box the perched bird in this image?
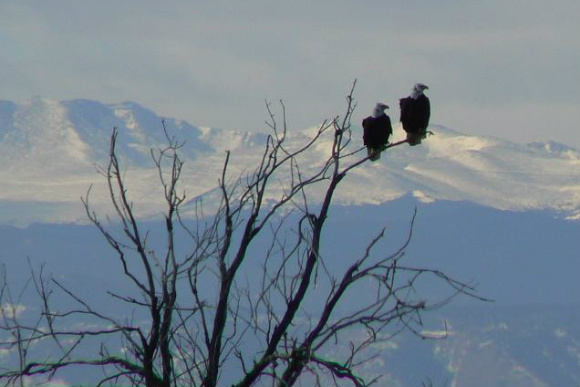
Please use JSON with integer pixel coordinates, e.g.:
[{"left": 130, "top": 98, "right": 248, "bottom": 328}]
[
  {"left": 399, "top": 83, "right": 430, "bottom": 146},
  {"left": 362, "top": 103, "right": 393, "bottom": 161}
]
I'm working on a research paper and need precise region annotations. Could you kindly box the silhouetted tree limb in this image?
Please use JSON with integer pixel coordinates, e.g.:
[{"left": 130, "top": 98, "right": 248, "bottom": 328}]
[{"left": 0, "top": 82, "right": 482, "bottom": 387}]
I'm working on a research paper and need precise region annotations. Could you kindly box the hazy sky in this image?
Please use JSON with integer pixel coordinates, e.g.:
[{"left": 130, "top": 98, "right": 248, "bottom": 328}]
[{"left": 1, "top": 1, "right": 579, "bottom": 148}]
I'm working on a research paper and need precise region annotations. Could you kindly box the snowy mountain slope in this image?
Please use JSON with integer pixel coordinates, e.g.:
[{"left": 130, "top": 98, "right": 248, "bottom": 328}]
[
  {"left": 389, "top": 126, "right": 580, "bottom": 214},
  {"left": 0, "top": 98, "right": 579, "bottom": 225},
  {"left": 0, "top": 98, "right": 92, "bottom": 174},
  {"left": 179, "top": 123, "right": 580, "bottom": 220}
]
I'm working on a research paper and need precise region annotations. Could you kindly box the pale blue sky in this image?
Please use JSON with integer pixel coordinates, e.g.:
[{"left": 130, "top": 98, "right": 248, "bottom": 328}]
[{"left": 1, "top": 1, "right": 579, "bottom": 148}]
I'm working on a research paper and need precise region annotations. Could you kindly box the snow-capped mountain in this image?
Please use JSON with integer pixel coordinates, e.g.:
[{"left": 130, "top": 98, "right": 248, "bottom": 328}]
[{"left": 0, "top": 98, "right": 579, "bottom": 225}]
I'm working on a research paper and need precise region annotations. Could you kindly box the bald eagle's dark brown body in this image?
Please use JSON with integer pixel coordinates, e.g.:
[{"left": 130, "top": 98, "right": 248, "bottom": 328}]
[{"left": 399, "top": 94, "right": 430, "bottom": 136}]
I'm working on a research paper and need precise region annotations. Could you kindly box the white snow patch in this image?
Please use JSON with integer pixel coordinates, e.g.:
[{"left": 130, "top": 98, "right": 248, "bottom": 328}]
[
  {"left": 413, "top": 190, "right": 435, "bottom": 203},
  {"left": 554, "top": 328, "right": 567, "bottom": 338},
  {"left": 0, "top": 303, "right": 26, "bottom": 319},
  {"left": 198, "top": 126, "right": 256, "bottom": 151},
  {"left": 0, "top": 348, "right": 13, "bottom": 358},
  {"left": 420, "top": 330, "right": 451, "bottom": 339},
  {"left": 113, "top": 106, "right": 148, "bottom": 143},
  {"left": 426, "top": 131, "right": 498, "bottom": 157}
]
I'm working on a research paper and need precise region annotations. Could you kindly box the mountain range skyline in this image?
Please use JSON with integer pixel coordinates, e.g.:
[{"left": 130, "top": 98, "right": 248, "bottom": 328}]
[
  {"left": 0, "top": 97, "right": 579, "bottom": 226},
  {"left": 3, "top": 2, "right": 578, "bottom": 150}
]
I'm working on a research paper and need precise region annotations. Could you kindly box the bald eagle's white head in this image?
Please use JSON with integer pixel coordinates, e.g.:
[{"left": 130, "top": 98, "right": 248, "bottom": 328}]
[
  {"left": 411, "top": 83, "right": 429, "bottom": 99},
  {"left": 372, "top": 102, "right": 389, "bottom": 117}
]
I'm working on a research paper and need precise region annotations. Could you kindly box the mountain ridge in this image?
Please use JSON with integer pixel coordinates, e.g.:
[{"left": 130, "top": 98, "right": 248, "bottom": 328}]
[{"left": 0, "top": 98, "right": 579, "bottom": 225}]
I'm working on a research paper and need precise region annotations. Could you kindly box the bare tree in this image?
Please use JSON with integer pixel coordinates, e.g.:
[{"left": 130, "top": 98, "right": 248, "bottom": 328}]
[{"left": 0, "top": 83, "right": 483, "bottom": 387}]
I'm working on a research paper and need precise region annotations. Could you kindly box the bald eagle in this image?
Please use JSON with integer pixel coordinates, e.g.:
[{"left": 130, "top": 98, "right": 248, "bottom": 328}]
[
  {"left": 399, "top": 83, "right": 430, "bottom": 146},
  {"left": 362, "top": 103, "right": 392, "bottom": 161}
]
